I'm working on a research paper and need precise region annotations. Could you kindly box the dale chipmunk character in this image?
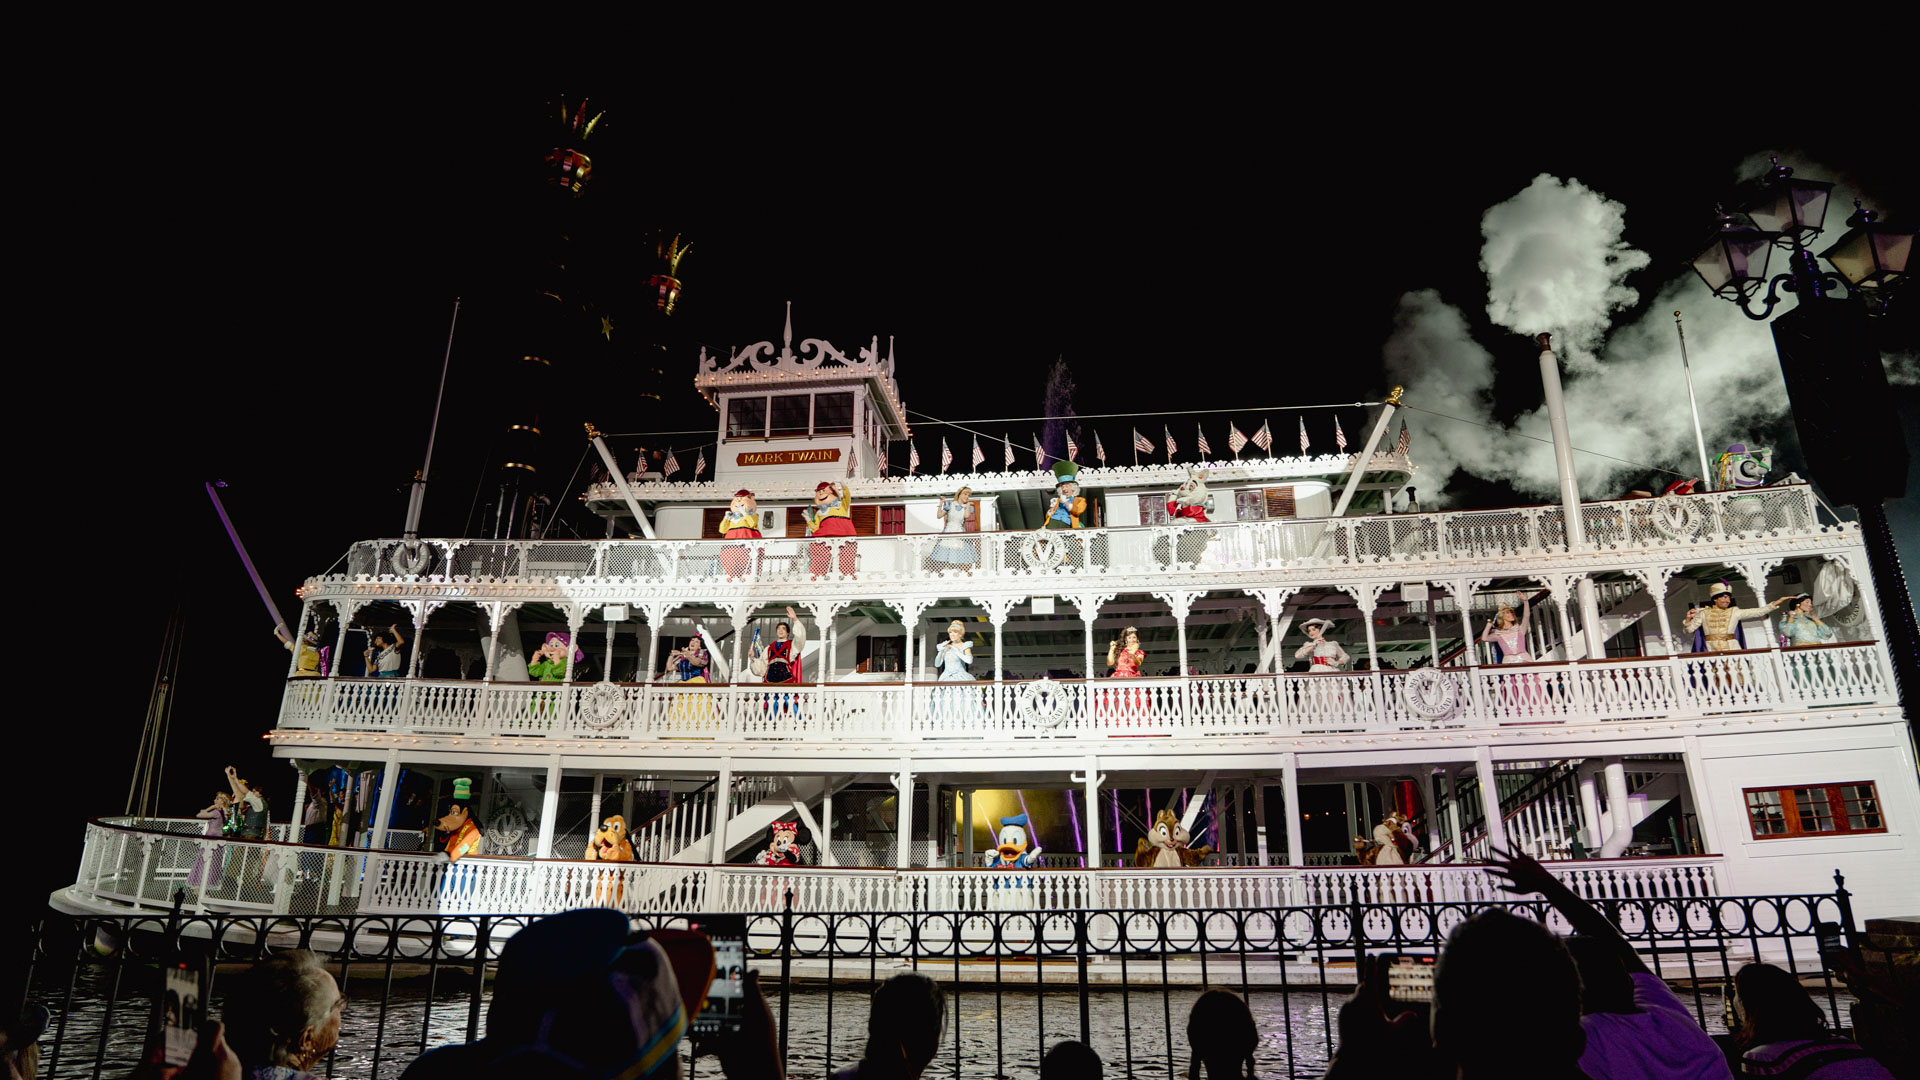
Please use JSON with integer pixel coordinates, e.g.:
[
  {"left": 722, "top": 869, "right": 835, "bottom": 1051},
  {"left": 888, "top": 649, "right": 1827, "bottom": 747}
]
[
  {"left": 585, "top": 814, "right": 636, "bottom": 862},
  {"left": 803, "top": 479, "right": 858, "bottom": 577},
  {"left": 754, "top": 821, "right": 804, "bottom": 867},
  {"left": 435, "top": 777, "right": 484, "bottom": 862},
  {"left": 1135, "top": 809, "right": 1213, "bottom": 868},
  {"left": 1044, "top": 462, "right": 1086, "bottom": 529},
  {"left": 719, "top": 488, "right": 760, "bottom": 578}
]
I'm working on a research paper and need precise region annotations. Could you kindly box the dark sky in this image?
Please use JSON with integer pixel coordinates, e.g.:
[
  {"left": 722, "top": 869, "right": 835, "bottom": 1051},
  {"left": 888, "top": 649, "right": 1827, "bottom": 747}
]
[{"left": 50, "top": 72, "right": 1915, "bottom": 821}]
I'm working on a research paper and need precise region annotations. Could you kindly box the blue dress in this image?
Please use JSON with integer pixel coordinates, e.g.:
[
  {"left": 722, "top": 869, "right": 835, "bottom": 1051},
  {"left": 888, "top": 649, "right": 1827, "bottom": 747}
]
[{"left": 930, "top": 500, "right": 976, "bottom": 563}]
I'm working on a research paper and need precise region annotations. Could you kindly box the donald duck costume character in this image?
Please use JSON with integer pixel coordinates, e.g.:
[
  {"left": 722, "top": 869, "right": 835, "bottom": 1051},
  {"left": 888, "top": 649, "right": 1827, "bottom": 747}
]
[{"left": 986, "top": 813, "right": 1044, "bottom": 906}]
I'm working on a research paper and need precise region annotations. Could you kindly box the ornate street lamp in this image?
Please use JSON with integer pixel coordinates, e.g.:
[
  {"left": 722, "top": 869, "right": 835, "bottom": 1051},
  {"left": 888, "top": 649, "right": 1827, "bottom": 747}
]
[
  {"left": 1690, "top": 210, "right": 1775, "bottom": 302},
  {"left": 1822, "top": 201, "right": 1914, "bottom": 311}
]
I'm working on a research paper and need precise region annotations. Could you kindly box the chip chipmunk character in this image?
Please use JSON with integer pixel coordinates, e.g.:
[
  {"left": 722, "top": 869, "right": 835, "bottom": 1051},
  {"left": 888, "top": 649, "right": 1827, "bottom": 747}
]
[
  {"left": 436, "top": 777, "right": 485, "bottom": 862},
  {"left": 754, "top": 821, "right": 804, "bottom": 867},
  {"left": 1134, "top": 809, "right": 1213, "bottom": 868},
  {"left": 585, "top": 814, "right": 636, "bottom": 862},
  {"left": 804, "top": 480, "right": 858, "bottom": 577},
  {"left": 1166, "top": 467, "right": 1212, "bottom": 523},
  {"left": 1044, "top": 462, "right": 1086, "bottom": 530}
]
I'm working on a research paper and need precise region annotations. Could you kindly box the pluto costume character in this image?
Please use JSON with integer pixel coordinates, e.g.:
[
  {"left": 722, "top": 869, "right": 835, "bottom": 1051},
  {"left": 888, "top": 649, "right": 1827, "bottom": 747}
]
[
  {"left": 586, "top": 814, "right": 637, "bottom": 862},
  {"left": 1134, "top": 809, "right": 1213, "bottom": 868},
  {"left": 436, "top": 777, "right": 485, "bottom": 862}
]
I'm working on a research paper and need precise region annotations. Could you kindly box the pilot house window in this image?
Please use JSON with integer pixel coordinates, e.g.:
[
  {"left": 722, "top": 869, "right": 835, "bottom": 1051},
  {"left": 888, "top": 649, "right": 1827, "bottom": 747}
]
[
  {"left": 727, "top": 397, "right": 767, "bottom": 439},
  {"left": 769, "top": 395, "right": 811, "bottom": 437},
  {"left": 814, "top": 392, "right": 854, "bottom": 434},
  {"left": 1743, "top": 782, "right": 1885, "bottom": 839}
]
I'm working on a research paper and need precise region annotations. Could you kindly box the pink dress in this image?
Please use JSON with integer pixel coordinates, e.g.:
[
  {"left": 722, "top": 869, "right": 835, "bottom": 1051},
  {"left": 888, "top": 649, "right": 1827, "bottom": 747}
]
[
  {"left": 1481, "top": 604, "right": 1533, "bottom": 663},
  {"left": 188, "top": 808, "right": 225, "bottom": 886}
]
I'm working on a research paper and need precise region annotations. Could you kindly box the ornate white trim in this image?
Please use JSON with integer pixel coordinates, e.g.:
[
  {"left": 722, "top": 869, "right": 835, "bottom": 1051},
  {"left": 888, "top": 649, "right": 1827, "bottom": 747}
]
[
  {"left": 1402, "top": 668, "right": 1462, "bottom": 720},
  {"left": 580, "top": 682, "right": 627, "bottom": 729},
  {"left": 1017, "top": 678, "right": 1073, "bottom": 728}
]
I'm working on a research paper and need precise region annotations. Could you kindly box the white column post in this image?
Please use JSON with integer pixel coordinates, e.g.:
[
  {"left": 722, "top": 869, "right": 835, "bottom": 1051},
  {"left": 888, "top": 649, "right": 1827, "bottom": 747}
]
[
  {"left": 621, "top": 776, "right": 634, "bottom": 825},
  {"left": 1600, "top": 757, "right": 1633, "bottom": 857},
  {"left": 1474, "top": 745, "right": 1507, "bottom": 854},
  {"left": 562, "top": 607, "right": 585, "bottom": 683},
  {"left": 820, "top": 777, "right": 836, "bottom": 866},
  {"left": 1424, "top": 773, "right": 1443, "bottom": 855},
  {"left": 370, "top": 748, "right": 402, "bottom": 849},
  {"left": 1679, "top": 735, "right": 1724, "bottom": 858},
  {"left": 1445, "top": 767, "right": 1465, "bottom": 858},
  {"left": 961, "top": 788, "right": 975, "bottom": 864},
  {"left": 709, "top": 759, "right": 734, "bottom": 864},
  {"left": 1538, "top": 336, "right": 1606, "bottom": 637},
  {"left": 1281, "top": 752, "right": 1304, "bottom": 866},
  {"left": 286, "top": 600, "right": 315, "bottom": 678},
  {"left": 991, "top": 611, "right": 1008, "bottom": 683},
  {"left": 1578, "top": 765, "right": 1603, "bottom": 851},
  {"left": 894, "top": 760, "right": 915, "bottom": 868},
  {"left": 287, "top": 759, "right": 309, "bottom": 843},
  {"left": 331, "top": 602, "right": 366, "bottom": 677},
  {"left": 1253, "top": 781, "right": 1270, "bottom": 865},
  {"left": 1453, "top": 582, "right": 1477, "bottom": 667},
  {"left": 1075, "top": 756, "right": 1104, "bottom": 869},
  {"left": 404, "top": 600, "right": 432, "bottom": 679},
  {"left": 590, "top": 773, "right": 604, "bottom": 828},
  {"left": 926, "top": 779, "right": 941, "bottom": 865},
  {"left": 535, "top": 756, "right": 563, "bottom": 858},
  {"left": 643, "top": 605, "right": 665, "bottom": 682}
]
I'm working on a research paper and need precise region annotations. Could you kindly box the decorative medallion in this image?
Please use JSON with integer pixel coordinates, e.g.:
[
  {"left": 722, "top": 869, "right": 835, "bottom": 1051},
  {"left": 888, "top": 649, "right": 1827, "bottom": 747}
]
[
  {"left": 1017, "top": 677, "right": 1072, "bottom": 728},
  {"left": 1650, "top": 498, "right": 1697, "bottom": 541},
  {"left": 395, "top": 541, "right": 432, "bottom": 577},
  {"left": 581, "top": 681, "right": 627, "bottom": 729},
  {"left": 1402, "top": 668, "right": 1460, "bottom": 720},
  {"left": 485, "top": 798, "right": 531, "bottom": 856},
  {"left": 1021, "top": 533, "right": 1068, "bottom": 571}
]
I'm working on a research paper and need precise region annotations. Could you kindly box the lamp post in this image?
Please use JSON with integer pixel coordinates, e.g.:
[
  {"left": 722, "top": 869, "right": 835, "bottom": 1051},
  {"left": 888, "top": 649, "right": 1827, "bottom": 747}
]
[{"left": 1688, "top": 158, "right": 1917, "bottom": 731}]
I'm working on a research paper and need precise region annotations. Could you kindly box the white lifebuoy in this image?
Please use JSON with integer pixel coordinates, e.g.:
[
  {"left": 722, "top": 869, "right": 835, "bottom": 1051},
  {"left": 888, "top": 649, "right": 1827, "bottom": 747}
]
[{"left": 1402, "top": 668, "right": 1461, "bottom": 720}]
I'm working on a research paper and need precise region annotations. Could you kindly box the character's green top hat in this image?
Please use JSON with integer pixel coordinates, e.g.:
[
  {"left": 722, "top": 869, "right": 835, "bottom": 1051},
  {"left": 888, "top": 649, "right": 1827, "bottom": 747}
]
[
  {"left": 451, "top": 777, "right": 473, "bottom": 800},
  {"left": 1051, "top": 461, "right": 1078, "bottom": 485}
]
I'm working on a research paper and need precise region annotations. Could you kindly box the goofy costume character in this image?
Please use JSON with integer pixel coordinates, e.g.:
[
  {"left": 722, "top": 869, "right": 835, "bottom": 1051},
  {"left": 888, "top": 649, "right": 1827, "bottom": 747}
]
[{"left": 436, "top": 777, "right": 485, "bottom": 862}]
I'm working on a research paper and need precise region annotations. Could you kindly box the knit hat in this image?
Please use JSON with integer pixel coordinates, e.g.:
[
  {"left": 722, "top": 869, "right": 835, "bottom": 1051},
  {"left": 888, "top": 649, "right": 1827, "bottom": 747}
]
[{"left": 451, "top": 777, "right": 473, "bottom": 801}]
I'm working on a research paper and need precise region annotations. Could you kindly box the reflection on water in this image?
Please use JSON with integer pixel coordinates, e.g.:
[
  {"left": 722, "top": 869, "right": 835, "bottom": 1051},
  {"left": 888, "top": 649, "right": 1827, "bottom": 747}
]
[{"left": 41, "top": 961, "right": 1758, "bottom": 1079}]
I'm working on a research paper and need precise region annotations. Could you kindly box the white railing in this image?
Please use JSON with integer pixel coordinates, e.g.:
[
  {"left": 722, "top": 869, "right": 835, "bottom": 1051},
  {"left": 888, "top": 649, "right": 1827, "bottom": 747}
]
[
  {"left": 320, "top": 485, "right": 1825, "bottom": 589},
  {"left": 68, "top": 819, "right": 1727, "bottom": 921},
  {"left": 276, "top": 643, "right": 1893, "bottom": 743}
]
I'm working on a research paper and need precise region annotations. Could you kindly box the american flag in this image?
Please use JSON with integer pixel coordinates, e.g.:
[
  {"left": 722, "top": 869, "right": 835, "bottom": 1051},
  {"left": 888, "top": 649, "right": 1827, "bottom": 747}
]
[
  {"left": 909, "top": 441, "right": 920, "bottom": 475},
  {"left": 971, "top": 436, "right": 985, "bottom": 469},
  {"left": 1163, "top": 425, "right": 1178, "bottom": 458},
  {"left": 1228, "top": 423, "right": 1248, "bottom": 455},
  {"left": 1335, "top": 416, "right": 1347, "bottom": 452},
  {"left": 940, "top": 438, "right": 953, "bottom": 474},
  {"left": 1003, "top": 434, "right": 1015, "bottom": 468},
  {"left": 1396, "top": 420, "right": 1411, "bottom": 455},
  {"left": 1252, "top": 421, "right": 1272, "bottom": 451},
  {"left": 1065, "top": 431, "right": 1078, "bottom": 461},
  {"left": 663, "top": 448, "right": 681, "bottom": 478},
  {"left": 1095, "top": 431, "right": 1107, "bottom": 464},
  {"left": 1132, "top": 428, "right": 1153, "bottom": 453},
  {"left": 693, "top": 447, "right": 707, "bottom": 479},
  {"left": 1033, "top": 434, "right": 1045, "bottom": 466},
  {"left": 1196, "top": 424, "right": 1211, "bottom": 458},
  {"left": 1298, "top": 416, "right": 1310, "bottom": 455}
]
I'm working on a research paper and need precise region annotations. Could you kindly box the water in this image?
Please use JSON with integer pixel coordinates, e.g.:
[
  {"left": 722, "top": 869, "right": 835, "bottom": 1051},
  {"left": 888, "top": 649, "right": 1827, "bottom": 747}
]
[{"left": 36, "top": 960, "right": 1797, "bottom": 1079}]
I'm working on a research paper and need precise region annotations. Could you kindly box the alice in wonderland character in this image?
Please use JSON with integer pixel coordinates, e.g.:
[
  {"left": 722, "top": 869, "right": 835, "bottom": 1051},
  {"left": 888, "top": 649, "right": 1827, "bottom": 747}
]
[
  {"left": 585, "top": 814, "right": 636, "bottom": 862},
  {"left": 751, "top": 606, "right": 807, "bottom": 685},
  {"left": 754, "top": 821, "right": 805, "bottom": 867},
  {"left": 1134, "top": 809, "right": 1213, "bottom": 868},
  {"left": 1682, "top": 581, "right": 1787, "bottom": 653},
  {"left": 1478, "top": 594, "right": 1533, "bottom": 664},
  {"left": 1780, "top": 594, "right": 1836, "bottom": 647},
  {"left": 1044, "top": 462, "right": 1087, "bottom": 530},
  {"left": 986, "top": 813, "right": 1043, "bottom": 871},
  {"left": 1295, "top": 618, "right": 1350, "bottom": 672},
  {"left": 719, "top": 489, "right": 762, "bottom": 578},
  {"left": 436, "top": 777, "right": 485, "bottom": 862},
  {"left": 931, "top": 486, "right": 978, "bottom": 568},
  {"left": 804, "top": 480, "right": 858, "bottom": 577},
  {"left": 528, "top": 632, "right": 585, "bottom": 682},
  {"left": 1166, "top": 468, "right": 1212, "bottom": 523}
]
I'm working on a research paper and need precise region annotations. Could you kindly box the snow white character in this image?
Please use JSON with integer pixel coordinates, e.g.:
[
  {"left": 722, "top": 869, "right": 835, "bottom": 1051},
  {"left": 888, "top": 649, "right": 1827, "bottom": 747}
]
[
  {"left": 804, "top": 480, "right": 858, "bottom": 577},
  {"left": 719, "top": 489, "right": 761, "bottom": 579}
]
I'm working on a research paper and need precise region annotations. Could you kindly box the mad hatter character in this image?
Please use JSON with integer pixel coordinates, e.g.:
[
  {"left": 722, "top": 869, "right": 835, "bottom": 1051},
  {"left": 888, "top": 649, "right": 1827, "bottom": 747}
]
[
  {"left": 804, "top": 480, "right": 858, "bottom": 577},
  {"left": 1044, "top": 462, "right": 1086, "bottom": 530},
  {"left": 436, "top": 777, "right": 485, "bottom": 862},
  {"left": 1682, "top": 581, "right": 1787, "bottom": 653}
]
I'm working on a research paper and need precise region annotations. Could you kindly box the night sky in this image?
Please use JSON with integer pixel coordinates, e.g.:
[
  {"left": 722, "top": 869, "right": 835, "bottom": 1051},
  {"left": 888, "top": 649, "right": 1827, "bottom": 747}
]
[{"left": 49, "top": 75, "right": 1916, "bottom": 828}]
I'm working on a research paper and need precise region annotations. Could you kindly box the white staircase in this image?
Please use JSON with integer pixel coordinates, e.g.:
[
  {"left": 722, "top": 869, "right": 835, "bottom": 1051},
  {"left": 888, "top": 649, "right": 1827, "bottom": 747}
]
[
  {"left": 628, "top": 774, "right": 852, "bottom": 865},
  {"left": 1430, "top": 756, "right": 1682, "bottom": 863}
]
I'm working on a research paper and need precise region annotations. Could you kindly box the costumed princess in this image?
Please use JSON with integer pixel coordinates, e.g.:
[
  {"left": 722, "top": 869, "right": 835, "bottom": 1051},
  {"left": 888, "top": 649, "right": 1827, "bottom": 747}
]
[
  {"left": 1682, "top": 581, "right": 1787, "bottom": 654},
  {"left": 1479, "top": 593, "right": 1541, "bottom": 711},
  {"left": 931, "top": 486, "right": 978, "bottom": 569},
  {"left": 804, "top": 480, "right": 858, "bottom": 577},
  {"left": 1105, "top": 626, "right": 1148, "bottom": 721},
  {"left": 719, "top": 489, "right": 761, "bottom": 578},
  {"left": 1780, "top": 593, "right": 1835, "bottom": 647},
  {"left": 435, "top": 777, "right": 485, "bottom": 862}
]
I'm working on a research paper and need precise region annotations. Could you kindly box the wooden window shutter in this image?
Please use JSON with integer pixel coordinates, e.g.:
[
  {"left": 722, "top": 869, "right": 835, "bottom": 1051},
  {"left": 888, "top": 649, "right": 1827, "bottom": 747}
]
[
  {"left": 1264, "top": 486, "right": 1297, "bottom": 518},
  {"left": 785, "top": 506, "right": 808, "bottom": 533},
  {"left": 701, "top": 508, "right": 728, "bottom": 539},
  {"left": 850, "top": 504, "right": 879, "bottom": 535}
]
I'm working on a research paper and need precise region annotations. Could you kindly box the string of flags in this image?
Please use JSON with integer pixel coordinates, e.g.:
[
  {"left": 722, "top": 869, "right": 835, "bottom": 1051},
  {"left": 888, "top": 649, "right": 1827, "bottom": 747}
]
[{"left": 885, "top": 415, "right": 1408, "bottom": 475}]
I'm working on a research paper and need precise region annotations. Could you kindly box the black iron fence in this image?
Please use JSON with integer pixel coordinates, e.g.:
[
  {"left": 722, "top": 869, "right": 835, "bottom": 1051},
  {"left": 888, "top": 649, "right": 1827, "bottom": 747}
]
[{"left": 23, "top": 874, "right": 1903, "bottom": 1079}]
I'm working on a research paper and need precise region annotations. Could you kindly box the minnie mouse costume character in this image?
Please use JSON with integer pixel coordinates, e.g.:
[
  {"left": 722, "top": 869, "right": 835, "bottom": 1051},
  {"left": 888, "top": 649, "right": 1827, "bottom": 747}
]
[{"left": 754, "top": 821, "right": 804, "bottom": 866}]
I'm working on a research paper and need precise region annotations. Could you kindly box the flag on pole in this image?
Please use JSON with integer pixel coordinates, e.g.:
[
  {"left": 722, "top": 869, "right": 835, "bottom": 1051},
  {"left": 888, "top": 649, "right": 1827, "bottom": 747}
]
[
  {"left": 1003, "top": 434, "right": 1015, "bottom": 469},
  {"left": 1298, "top": 416, "right": 1310, "bottom": 455},
  {"left": 663, "top": 447, "right": 681, "bottom": 478},
  {"left": 1335, "top": 416, "right": 1347, "bottom": 452},
  {"left": 940, "top": 438, "right": 953, "bottom": 474},
  {"left": 1252, "top": 420, "right": 1273, "bottom": 452},
  {"left": 1033, "top": 434, "right": 1045, "bottom": 466},
  {"left": 1066, "top": 431, "right": 1078, "bottom": 461},
  {"left": 1163, "top": 425, "right": 1178, "bottom": 458},
  {"left": 1132, "top": 428, "right": 1153, "bottom": 453},
  {"left": 1228, "top": 423, "right": 1248, "bottom": 457},
  {"left": 848, "top": 444, "right": 857, "bottom": 477},
  {"left": 1196, "top": 424, "right": 1211, "bottom": 458},
  {"left": 694, "top": 447, "right": 707, "bottom": 479},
  {"left": 1095, "top": 431, "right": 1107, "bottom": 465},
  {"left": 1396, "top": 420, "right": 1411, "bottom": 455},
  {"left": 971, "top": 436, "right": 985, "bottom": 470},
  {"left": 909, "top": 441, "right": 920, "bottom": 475}
]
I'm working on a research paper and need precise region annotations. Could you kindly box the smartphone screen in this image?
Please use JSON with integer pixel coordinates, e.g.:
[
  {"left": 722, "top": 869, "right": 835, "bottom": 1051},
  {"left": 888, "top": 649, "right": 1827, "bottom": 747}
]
[
  {"left": 689, "top": 915, "right": 747, "bottom": 1037},
  {"left": 162, "top": 962, "right": 206, "bottom": 1066},
  {"left": 1384, "top": 956, "right": 1434, "bottom": 1003}
]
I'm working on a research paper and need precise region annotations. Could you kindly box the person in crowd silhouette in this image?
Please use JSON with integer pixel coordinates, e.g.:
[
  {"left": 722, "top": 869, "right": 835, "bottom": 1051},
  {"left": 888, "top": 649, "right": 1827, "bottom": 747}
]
[
  {"left": 1043, "top": 1039, "right": 1104, "bottom": 1079},
  {"left": 221, "top": 951, "right": 343, "bottom": 1080},
  {"left": 1727, "top": 962, "right": 1893, "bottom": 1078},
  {"left": 1187, "top": 988, "right": 1260, "bottom": 1078},
  {"left": 831, "top": 972, "right": 945, "bottom": 1080}
]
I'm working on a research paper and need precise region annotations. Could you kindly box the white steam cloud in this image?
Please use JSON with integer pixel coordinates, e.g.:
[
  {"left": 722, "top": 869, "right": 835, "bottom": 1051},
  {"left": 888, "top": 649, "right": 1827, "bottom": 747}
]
[{"left": 1391, "top": 155, "right": 1872, "bottom": 504}]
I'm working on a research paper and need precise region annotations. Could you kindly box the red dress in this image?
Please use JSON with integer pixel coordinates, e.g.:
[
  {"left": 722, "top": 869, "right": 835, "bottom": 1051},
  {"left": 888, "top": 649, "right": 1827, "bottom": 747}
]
[
  {"left": 1167, "top": 500, "right": 1208, "bottom": 523},
  {"left": 806, "top": 498, "right": 858, "bottom": 577},
  {"left": 1110, "top": 646, "right": 1147, "bottom": 722}
]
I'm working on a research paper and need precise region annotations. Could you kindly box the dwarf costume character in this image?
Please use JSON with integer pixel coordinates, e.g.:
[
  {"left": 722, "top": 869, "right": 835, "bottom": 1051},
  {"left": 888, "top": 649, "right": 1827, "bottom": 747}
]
[
  {"left": 1682, "top": 581, "right": 1784, "bottom": 654},
  {"left": 437, "top": 777, "right": 485, "bottom": 862},
  {"left": 528, "top": 632, "right": 585, "bottom": 682},
  {"left": 1294, "top": 618, "right": 1350, "bottom": 672},
  {"left": 804, "top": 480, "right": 858, "bottom": 577},
  {"left": 754, "top": 821, "right": 804, "bottom": 867},
  {"left": 1044, "top": 462, "right": 1087, "bottom": 530},
  {"left": 1134, "top": 809, "right": 1213, "bottom": 868},
  {"left": 719, "top": 489, "right": 761, "bottom": 578}
]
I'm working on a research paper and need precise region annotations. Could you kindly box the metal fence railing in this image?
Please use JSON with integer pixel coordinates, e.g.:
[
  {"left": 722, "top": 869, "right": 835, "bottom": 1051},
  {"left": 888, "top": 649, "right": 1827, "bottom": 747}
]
[{"left": 25, "top": 872, "right": 1906, "bottom": 1079}]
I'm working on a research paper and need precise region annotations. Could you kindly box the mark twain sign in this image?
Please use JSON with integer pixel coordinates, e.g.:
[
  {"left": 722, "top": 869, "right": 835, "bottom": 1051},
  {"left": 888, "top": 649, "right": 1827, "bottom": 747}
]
[{"left": 736, "top": 448, "right": 842, "bottom": 467}]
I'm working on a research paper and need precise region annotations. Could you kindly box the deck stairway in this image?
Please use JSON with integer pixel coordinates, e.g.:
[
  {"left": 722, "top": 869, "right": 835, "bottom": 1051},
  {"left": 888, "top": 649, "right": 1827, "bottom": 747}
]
[
  {"left": 1429, "top": 755, "right": 1682, "bottom": 863},
  {"left": 628, "top": 773, "right": 852, "bottom": 865}
]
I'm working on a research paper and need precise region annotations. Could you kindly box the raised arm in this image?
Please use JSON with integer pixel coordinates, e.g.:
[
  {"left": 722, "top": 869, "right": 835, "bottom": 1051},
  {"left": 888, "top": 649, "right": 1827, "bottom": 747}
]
[
  {"left": 1519, "top": 596, "right": 1531, "bottom": 633},
  {"left": 1488, "top": 848, "right": 1649, "bottom": 974},
  {"left": 389, "top": 624, "right": 406, "bottom": 649},
  {"left": 1107, "top": 640, "right": 1120, "bottom": 667},
  {"left": 224, "top": 766, "right": 246, "bottom": 802},
  {"left": 1479, "top": 619, "right": 1496, "bottom": 643}
]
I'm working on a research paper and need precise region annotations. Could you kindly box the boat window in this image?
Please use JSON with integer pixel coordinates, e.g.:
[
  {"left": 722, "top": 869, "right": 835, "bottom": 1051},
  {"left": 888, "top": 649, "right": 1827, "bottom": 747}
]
[
  {"left": 814, "top": 392, "right": 854, "bottom": 434},
  {"left": 1743, "top": 782, "right": 1886, "bottom": 839},
  {"left": 769, "top": 394, "right": 811, "bottom": 437},
  {"left": 1235, "top": 490, "right": 1266, "bottom": 521},
  {"left": 1138, "top": 495, "right": 1170, "bottom": 525},
  {"left": 727, "top": 397, "right": 767, "bottom": 439}
]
